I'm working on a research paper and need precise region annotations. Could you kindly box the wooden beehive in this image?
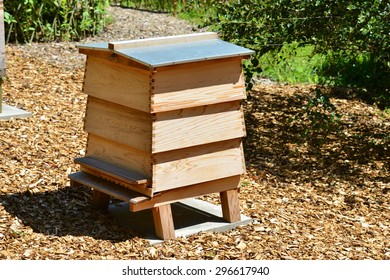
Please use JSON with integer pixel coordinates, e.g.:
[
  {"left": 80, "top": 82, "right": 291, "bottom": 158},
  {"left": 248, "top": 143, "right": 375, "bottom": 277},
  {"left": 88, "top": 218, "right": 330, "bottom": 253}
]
[{"left": 76, "top": 32, "right": 254, "bottom": 197}]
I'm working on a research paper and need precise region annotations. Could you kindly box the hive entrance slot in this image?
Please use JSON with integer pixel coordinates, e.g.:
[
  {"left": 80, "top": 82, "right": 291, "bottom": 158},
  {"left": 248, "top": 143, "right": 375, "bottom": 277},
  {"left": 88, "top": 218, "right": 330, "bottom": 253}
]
[{"left": 74, "top": 157, "right": 152, "bottom": 197}]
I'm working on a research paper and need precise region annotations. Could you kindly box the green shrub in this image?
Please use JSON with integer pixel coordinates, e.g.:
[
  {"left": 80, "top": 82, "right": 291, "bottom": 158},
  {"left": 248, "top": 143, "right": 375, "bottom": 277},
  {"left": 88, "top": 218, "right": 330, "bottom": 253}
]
[
  {"left": 4, "top": 0, "right": 110, "bottom": 43},
  {"left": 207, "top": 0, "right": 390, "bottom": 105}
]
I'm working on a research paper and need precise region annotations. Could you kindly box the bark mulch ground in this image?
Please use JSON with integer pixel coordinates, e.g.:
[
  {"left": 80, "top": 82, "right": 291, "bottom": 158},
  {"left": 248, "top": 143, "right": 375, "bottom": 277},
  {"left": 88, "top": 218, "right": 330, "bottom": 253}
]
[{"left": 0, "top": 6, "right": 389, "bottom": 260}]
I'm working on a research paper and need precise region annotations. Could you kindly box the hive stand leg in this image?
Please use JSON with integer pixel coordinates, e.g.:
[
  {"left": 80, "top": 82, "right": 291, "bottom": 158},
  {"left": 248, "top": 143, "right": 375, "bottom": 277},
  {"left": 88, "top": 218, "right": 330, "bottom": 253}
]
[
  {"left": 152, "top": 204, "right": 175, "bottom": 240},
  {"left": 220, "top": 189, "right": 241, "bottom": 223},
  {"left": 70, "top": 179, "right": 82, "bottom": 188},
  {"left": 91, "top": 189, "right": 110, "bottom": 212}
]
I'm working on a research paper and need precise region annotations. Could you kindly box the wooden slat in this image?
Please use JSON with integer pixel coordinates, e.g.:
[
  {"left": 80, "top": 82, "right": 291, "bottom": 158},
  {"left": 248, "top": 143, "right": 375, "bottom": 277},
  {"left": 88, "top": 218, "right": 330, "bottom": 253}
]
[
  {"left": 152, "top": 101, "right": 246, "bottom": 153},
  {"left": 83, "top": 56, "right": 151, "bottom": 112},
  {"left": 79, "top": 166, "right": 153, "bottom": 197},
  {"left": 78, "top": 48, "right": 151, "bottom": 71},
  {"left": 84, "top": 97, "right": 152, "bottom": 152},
  {"left": 130, "top": 175, "right": 241, "bottom": 212},
  {"left": 151, "top": 57, "right": 246, "bottom": 113},
  {"left": 152, "top": 139, "right": 245, "bottom": 192},
  {"left": 109, "top": 32, "right": 219, "bottom": 50},
  {"left": 75, "top": 157, "right": 148, "bottom": 185},
  {"left": 86, "top": 133, "right": 152, "bottom": 179},
  {"left": 69, "top": 171, "right": 148, "bottom": 204}
]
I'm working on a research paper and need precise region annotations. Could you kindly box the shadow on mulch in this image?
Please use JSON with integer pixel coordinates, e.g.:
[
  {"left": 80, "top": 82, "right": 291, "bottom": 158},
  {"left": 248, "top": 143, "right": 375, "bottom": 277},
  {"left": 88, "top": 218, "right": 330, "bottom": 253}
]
[
  {"left": 243, "top": 85, "right": 389, "bottom": 196},
  {"left": 0, "top": 186, "right": 140, "bottom": 242}
]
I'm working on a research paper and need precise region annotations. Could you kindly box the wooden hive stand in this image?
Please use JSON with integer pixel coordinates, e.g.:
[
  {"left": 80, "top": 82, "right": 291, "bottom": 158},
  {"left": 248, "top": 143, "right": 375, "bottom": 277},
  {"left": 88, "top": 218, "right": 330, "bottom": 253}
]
[
  {"left": 70, "top": 33, "right": 254, "bottom": 240},
  {"left": 69, "top": 158, "right": 242, "bottom": 240}
]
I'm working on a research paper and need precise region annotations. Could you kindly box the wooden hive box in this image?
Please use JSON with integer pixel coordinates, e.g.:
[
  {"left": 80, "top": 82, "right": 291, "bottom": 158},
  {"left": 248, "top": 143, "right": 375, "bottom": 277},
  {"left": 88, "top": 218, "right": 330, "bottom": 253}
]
[{"left": 76, "top": 32, "right": 254, "bottom": 198}]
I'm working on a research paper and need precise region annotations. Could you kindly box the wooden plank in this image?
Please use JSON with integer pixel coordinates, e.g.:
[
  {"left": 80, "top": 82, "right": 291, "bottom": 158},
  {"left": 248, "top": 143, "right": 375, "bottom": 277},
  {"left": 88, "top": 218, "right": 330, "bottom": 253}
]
[
  {"left": 130, "top": 175, "right": 241, "bottom": 212},
  {"left": 78, "top": 48, "right": 151, "bottom": 71},
  {"left": 152, "top": 139, "right": 245, "bottom": 192},
  {"left": 109, "top": 32, "right": 219, "bottom": 50},
  {"left": 69, "top": 171, "right": 148, "bottom": 204},
  {"left": 220, "top": 189, "right": 241, "bottom": 223},
  {"left": 75, "top": 157, "right": 149, "bottom": 185},
  {"left": 79, "top": 165, "right": 153, "bottom": 197},
  {"left": 152, "top": 204, "right": 175, "bottom": 240},
  {"left": 86, "top": 133, "right": 152, "bottom": 179},
  {"left": 84, "top": 97, "right": 152, "bottom": 152},
  {"left": 152, "top": 101, "right": 246, "bottom": 153},
  {"left": 151, "top": 57, "right": 246, "bottom": 113},
  {"left": 83, "top": 56, "right": 151, "bottom": 112}
]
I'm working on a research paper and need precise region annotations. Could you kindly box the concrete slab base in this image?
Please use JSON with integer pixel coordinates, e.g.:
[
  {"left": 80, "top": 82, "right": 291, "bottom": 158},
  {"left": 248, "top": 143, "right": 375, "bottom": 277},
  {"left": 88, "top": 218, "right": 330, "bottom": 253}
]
[
  {"left": 108, "top": 198, "right": 252, "bottom": 244},
  {"left": 0, "top": 103, "right": 31, "bottom": 120}
]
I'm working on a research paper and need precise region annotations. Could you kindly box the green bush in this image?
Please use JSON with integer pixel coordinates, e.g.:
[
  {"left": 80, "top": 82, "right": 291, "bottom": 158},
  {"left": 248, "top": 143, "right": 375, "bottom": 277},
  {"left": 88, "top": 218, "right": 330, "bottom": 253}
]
[
  {"left": 207, "top": 0, "right": 390, "bottom": 106},
  {"left": 4, "top": 0, "right": 110, "bottom": 43}
]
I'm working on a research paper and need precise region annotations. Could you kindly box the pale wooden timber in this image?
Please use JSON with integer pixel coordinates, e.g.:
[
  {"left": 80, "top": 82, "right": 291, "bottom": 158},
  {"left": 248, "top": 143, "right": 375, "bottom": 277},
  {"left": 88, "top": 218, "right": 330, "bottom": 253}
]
[
  {"left": 69, "top": 171, "right": 143, "bottom": 203},
  {"left": 220, "top": 189, "right": 241, "bottom": 223},
  {"left": 83, "top": 56, "right": 151, "bottom": 112},
  {"left": 69, "top": 171, "right": 241, "bottom": 213},
  {"left": 84, "top": 97, "right": 152, "bottom": 152},
  {"left": 153, "top": 101, "right": 246, "bottom": 153},
  {"left": 86, "top": 133, "right": 152, "bottom": 179},
  {"left": 79, "top": 165, "right": 153, "bottom": 197},
  {"left": 129, "top": 175, "right": 241, "bottom": 212},
  {"left": 78, "top": 48, "right": 151, "bottom": 71},
  {"left": 152, "top": 139, "right": 245, "bottom": 192},
  {"left": 152, "top": 204, "right": 175, "bottom": 240},
  {"left": 109, "top": 32, "right": 219, "bottom": 50},
  {"left": 151, "top": 57, "right": 245, "bottom": 113},
  {"left": 75, "top": 157, "right": 149, "bottom": 185},
  {"left": 85, "top": 97, "right": 246, "bottom": 154}
]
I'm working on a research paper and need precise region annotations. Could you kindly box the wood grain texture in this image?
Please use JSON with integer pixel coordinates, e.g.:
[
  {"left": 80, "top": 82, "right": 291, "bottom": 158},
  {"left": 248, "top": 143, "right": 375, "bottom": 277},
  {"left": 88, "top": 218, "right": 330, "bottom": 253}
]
[
  {"left": 83, "top": 56, "right": 151, "bottom": 112},
  {"left": 86, "top": 133, "right": 152, "bottom": 179},
  {"left": 151, "top": 57, "right": 246, "bottom": 113},
  {"left": 130, "top": 175, "right": 241, "bottom": 212},
  {"left": 220, "top": 189, "right": 241, "bottom": 222},
  {"left": 69, "top": 171, "right": 149, "bottom": 204},
  {"left": 84, "top": 96, "right": 152, "bottom": 152},
  {"left": 152, "top": 204, "right": 175, "bottom": 240},
  {"left": 78, "top": 49, "right": 151, "bottom": 71},
  {"left": 75, "top": 157, "right": 149, "bottom": 185},
  {"left": 152, "top": 139, "right": 245, "bottom": 192},
  {"left": 152, "top": 101, "right": 246, "bottom": 153}
]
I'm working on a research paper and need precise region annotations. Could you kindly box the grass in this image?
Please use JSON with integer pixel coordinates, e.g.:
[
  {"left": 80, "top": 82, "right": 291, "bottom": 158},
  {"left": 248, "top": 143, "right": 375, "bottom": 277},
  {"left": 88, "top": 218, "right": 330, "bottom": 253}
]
[{"left": 258, "top": 43, "right": 326, "bottom": 84}]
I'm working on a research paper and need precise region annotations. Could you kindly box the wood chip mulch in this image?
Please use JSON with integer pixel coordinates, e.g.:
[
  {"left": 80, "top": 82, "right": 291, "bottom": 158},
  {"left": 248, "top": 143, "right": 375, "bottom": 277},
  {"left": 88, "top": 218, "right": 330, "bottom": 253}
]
[{"left": 0, "top": 6, "right": 389, "bottom": 260}]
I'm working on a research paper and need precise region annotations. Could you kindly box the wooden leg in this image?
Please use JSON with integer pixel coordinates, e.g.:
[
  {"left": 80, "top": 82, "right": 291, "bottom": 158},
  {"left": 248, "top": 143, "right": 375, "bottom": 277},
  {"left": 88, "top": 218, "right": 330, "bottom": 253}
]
[
  {"left": 92, "top": 189, "right": 110, "bottom": 211},
  {"left": 220, "top": 189, "right": 241, "bottom": 223},
  {"left": 152, "top": 204, "right": 175, "bottom": 240},
  {"left": 70, "top": 179, "right": 82, "bottom": 188}
]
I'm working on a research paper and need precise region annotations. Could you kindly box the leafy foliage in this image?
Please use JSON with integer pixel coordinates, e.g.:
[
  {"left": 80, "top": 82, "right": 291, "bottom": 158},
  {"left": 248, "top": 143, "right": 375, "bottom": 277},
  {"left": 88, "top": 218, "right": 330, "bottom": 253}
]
[
  {"left": 207, "top": 0, "right": 390, "bottom": 106},
  {"left": 4, "top": 0, "right": 110, "bottom": 43}
]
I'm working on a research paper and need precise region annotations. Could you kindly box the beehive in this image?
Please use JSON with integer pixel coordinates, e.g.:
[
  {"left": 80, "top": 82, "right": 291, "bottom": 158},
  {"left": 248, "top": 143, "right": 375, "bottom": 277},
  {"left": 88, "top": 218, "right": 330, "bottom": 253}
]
[{"left": 75, "top": 33, "right": 253, "bottom": 198}]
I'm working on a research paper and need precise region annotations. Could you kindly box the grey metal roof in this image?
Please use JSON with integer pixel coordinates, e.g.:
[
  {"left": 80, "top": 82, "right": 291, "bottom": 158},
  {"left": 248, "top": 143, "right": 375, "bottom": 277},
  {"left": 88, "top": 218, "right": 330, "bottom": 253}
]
[{"left": 78, "top": 38, "right": 254, "bottom": 67}]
